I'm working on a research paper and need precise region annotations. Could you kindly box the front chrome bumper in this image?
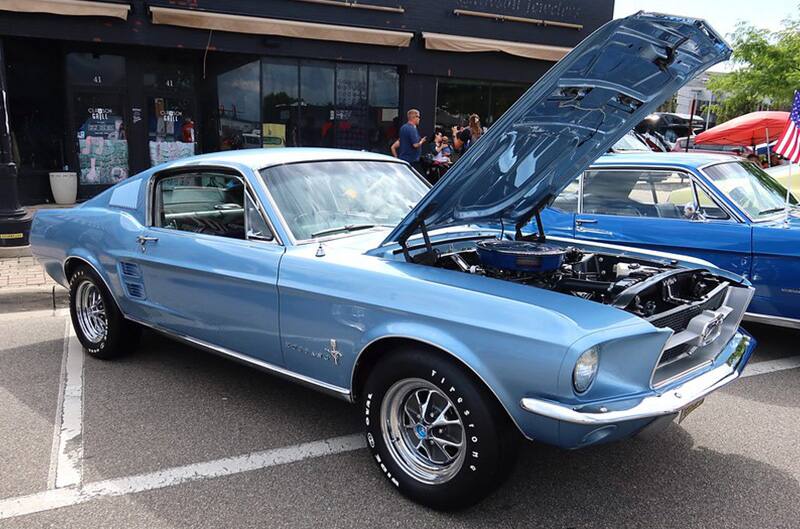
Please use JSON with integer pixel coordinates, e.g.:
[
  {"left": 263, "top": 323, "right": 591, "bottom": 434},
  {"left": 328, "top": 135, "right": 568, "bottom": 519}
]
[{"left": 520, "top": 332, "right": 752, "bottom": 426}]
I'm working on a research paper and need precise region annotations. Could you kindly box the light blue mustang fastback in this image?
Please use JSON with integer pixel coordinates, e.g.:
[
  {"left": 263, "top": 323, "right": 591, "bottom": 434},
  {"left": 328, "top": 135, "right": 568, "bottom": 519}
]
[{"left": 31, "top": 13, "right": 756, "bottom": 509}]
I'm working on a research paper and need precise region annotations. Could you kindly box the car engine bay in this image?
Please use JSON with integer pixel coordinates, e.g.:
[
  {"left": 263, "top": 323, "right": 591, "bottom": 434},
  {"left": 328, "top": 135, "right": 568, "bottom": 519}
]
[{"left": 432, "top": 238, "right": 731, "bottom": 325}]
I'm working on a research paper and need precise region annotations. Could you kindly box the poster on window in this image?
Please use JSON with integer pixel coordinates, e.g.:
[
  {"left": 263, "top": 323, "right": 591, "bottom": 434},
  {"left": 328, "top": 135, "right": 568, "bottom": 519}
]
[{"left": 76, "top": 107, "right": 129, "bottom": 185}]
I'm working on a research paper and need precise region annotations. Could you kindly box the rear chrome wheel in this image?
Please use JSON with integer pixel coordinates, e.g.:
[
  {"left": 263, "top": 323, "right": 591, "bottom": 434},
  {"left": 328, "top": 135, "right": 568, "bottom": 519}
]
[
  {"left": 75, "top": 280, "right": 107, "bottom": 344},
  {"left": 380, "top": 378, "right": 466, "bottom": 485},
  {"left": 68, "top": 265, "right": 140, "bottom": 359}
]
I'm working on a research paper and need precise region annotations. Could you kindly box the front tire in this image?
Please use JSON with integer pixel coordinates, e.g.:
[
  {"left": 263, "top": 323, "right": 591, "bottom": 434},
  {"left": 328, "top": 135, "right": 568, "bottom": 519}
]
[
  {"left": 69, "top": 265, "right": 140, "bottom": 359},
  {"left": 363, "top": 348, "right": 519, "bottom": 510}
]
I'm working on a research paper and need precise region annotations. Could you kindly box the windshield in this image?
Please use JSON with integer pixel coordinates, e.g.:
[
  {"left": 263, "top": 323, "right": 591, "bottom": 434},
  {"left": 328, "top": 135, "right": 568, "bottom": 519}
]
[
  {"left": 260, "top": 160, "right": 429, "bottom": 241},
  {"left": 703, "top": 161, "right": 797, "bottom": 219}
]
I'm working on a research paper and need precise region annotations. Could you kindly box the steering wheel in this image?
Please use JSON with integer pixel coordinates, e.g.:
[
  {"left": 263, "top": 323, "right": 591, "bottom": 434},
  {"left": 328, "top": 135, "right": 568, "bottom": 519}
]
[{"left": 683, "top": 202, "right": 706, "bottom": 221}]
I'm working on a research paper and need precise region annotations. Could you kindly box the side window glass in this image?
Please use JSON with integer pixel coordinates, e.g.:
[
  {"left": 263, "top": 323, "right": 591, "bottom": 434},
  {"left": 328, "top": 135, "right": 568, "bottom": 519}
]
[
  {"left": 552, "top": 177, "right": 579, "bottom": 213},
  {"left": 583, "top": 169, "right": 700, "bottom": 219},
  {"left": 245, "top": 194, "right": 274, "bottom": 240},
  {"left": 156, "top": 172, "right": 245, "bottom": 239},
  {"left": 694, "top": 183, "right": 730, "bottom": 220},
  {"left": 582, "top": 169, "right": 645, "bottom": 217}
]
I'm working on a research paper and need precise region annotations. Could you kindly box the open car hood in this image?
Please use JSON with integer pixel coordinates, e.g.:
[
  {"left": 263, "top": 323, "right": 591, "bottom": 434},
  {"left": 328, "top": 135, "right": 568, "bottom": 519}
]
[{"left": 383, "top": 12, "right": 731, "bottom": 247}]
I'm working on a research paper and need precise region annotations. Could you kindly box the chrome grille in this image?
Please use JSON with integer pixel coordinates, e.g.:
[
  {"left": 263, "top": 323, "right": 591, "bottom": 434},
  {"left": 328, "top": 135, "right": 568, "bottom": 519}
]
[
  {"left": 649, "top": 284, "right": 728, "bottom": 332},
  {"left": 651, "top": 283, "right": 753, "bottom": 388}
]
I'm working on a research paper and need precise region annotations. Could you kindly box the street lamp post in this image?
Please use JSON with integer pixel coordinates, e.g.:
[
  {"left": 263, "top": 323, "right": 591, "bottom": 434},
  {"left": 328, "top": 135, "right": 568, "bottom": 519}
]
[{"left": 0, "top": 38, "right": 32, "bottom": 249}]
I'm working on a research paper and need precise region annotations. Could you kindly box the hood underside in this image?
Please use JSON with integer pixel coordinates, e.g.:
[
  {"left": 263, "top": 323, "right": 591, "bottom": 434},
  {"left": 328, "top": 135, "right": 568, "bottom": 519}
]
[{"left": 384, "top": 12, "right": 731, "bottom": 247}]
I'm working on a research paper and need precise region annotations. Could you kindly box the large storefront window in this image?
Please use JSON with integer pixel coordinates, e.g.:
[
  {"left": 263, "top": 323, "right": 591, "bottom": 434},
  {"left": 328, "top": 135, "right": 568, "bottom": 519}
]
[
  {"left": 435, "top": 79, "right": 526, "bottom": 131},
  {"left": 334, "top": 63, "right": 368, "bottom": 150},
  {"left": 262, "top": 59, "right": 299, "bottom": 147},
  {"left": 219, "top": 59, "right": 398, "bottom": 153},
  {"left": 218, "top": 60, "right": 261, "bottom": 150},
  {"left": 67, "top": 53, "right": 129, "bottom": 185},
  {"left": 299, "top": 61, "right": 335, "bottom": 148},
  {"left": 368, "top": 65, "right": 399, "bottom": 153}
]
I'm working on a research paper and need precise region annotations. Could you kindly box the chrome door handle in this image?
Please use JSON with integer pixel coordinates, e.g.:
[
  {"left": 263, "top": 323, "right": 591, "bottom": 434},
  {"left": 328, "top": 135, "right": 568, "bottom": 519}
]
[
  {"left": 137, "top": 235, "right": 159, "bottom": 244},
  {"left": 576, "top": 219, "right": 598, "bottom": 225}
]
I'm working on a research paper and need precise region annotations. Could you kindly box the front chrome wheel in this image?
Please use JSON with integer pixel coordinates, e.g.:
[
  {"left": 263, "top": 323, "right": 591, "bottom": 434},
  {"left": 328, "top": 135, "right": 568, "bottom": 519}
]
[
  {"left": 380, "top": 378, "right": 466, "bottom": 485},
  {"left": 75, "top": 280, "right": 107, "bottom": 344}
]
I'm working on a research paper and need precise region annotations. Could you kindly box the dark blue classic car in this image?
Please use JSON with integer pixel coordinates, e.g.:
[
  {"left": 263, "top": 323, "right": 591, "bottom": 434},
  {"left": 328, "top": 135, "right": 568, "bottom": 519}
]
[{"left": 543, "top": 152, "right": 800, "bottom": 327}]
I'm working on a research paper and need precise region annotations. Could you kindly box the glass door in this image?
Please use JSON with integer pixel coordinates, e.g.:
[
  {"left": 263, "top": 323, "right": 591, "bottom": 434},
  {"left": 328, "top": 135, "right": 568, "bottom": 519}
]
[{"left": 67, "top": 52, "right": 129, "bottom": 186}]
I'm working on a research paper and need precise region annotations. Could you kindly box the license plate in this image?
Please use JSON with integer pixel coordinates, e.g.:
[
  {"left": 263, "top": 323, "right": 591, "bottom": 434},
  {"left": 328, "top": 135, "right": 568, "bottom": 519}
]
[{"left": 678, "top": 398, "right": 705, "bottom": 424}]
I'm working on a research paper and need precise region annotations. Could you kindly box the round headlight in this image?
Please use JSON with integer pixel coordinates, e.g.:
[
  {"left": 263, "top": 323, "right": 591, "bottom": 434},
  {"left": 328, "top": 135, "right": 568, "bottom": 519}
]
[{"left": 573, "top": 346, "right": 599, "bottom": 394}]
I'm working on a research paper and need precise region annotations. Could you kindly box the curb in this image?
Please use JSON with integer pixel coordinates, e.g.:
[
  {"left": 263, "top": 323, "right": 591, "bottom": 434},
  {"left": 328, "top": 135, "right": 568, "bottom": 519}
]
[
  {"left": 0, "top": 285, "right": 69, "bottom": 313},
  {"left": 0, "top": 245, "right": 32, "bottom": 258}
]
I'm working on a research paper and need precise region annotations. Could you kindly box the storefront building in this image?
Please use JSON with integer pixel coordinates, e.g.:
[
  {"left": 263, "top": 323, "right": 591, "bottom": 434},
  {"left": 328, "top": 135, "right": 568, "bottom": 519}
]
[{"left": 0, "top": 0, "right": 613, "bottom": 204}]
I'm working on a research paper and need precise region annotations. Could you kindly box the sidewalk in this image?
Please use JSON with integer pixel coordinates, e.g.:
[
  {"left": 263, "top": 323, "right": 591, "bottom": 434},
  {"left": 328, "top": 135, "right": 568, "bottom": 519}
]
[
  {"left": 0, "top": 256, "right": 55, "bottom": 289},
  {"left": 0, "top": 256, "right": 67, "bottom": 313}
]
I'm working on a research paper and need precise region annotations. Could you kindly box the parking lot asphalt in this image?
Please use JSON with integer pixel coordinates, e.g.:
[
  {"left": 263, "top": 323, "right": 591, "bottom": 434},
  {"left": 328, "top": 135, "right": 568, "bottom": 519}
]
[{"left": 1, "top": 306, "right": 799, "bottom": 529}]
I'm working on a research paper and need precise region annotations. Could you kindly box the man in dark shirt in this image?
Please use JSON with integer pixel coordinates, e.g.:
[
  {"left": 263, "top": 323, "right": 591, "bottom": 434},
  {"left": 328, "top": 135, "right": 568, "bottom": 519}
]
[{"left": 391, "top": 109, "right": 427, "bottom": 173}]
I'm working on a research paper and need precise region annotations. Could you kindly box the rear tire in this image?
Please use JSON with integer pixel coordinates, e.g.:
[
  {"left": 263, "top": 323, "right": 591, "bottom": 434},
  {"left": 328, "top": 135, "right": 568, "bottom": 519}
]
[
  {"left": 363, "top": 347, "right": 519, "bottom": 510},
  {"left": 69, "top": 265, "right": 140, "bottom": 359}
]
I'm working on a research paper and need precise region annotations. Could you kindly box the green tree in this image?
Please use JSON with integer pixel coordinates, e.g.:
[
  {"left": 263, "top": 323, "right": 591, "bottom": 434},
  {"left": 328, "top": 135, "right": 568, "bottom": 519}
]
[{"left": 708, "top": 10, "right": 800, "bottom": 122}]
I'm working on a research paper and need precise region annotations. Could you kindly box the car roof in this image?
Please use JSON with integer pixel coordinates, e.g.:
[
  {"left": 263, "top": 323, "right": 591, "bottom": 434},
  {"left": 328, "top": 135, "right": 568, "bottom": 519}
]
[
  {"left": 158, "top": 147, "right": 400, "bottom": 172},
  {"left": 592, "top": 151, "right": 740, "bottom": 170}
]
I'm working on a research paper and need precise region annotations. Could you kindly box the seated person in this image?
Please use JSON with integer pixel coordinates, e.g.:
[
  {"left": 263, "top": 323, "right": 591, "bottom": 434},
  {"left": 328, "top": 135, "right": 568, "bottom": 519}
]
[{"left": 434, "top": 136, "right": 452, "bottom": 164}]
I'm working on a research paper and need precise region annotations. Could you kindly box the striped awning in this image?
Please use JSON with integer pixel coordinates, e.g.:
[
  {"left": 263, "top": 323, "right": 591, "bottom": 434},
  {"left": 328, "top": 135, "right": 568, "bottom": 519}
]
[
  {"left": 150, "top": 6, "right": 414, "bottom": 48},
  {"left": 423, "top": 32, "right": 571, "bottom": 61},
  {"left": 0, "top": 0, "right": 130, "bottom": 20}
]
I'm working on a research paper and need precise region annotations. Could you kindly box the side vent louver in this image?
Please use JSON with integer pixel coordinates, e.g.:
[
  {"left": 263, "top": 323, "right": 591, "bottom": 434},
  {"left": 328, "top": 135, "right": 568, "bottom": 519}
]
[
  {"left": 120, "top": 262, "right": 141, "bottom": 278},
  {"left": 124, "top": 281, "right": 145, "bottom": 300},
  {"left": 120, "top": 262, "right": 145, "bottom": 299}
]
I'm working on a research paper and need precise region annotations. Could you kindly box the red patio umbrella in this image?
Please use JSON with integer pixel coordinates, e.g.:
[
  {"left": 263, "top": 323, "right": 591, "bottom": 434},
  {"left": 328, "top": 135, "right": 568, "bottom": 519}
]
[{"left": 694, "top": 111, "right": 790, "bottom": 146}]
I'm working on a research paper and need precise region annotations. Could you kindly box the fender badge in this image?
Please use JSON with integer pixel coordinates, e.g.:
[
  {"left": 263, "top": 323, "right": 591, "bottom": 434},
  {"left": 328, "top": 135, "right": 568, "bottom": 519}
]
[{"left": 326, "top": 339, "right": 342, "bottom": 366}]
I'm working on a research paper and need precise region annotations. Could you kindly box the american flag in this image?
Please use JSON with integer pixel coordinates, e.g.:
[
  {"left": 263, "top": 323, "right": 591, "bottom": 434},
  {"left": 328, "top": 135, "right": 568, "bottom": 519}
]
[{"left": 775, "top": 91, "right": 800, "bottom": 163}]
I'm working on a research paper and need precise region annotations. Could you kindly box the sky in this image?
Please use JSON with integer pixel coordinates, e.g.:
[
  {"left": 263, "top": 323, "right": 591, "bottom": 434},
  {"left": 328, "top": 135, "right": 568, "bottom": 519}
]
[{"left": 613, "top": 0, "right": 798, "bottom": 71}]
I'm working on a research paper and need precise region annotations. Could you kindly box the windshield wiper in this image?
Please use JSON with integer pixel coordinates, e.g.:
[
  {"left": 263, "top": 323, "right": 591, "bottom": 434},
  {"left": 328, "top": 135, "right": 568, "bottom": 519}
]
[
  {"left": 757, "top": 207, "right": 788, "bottom": 216},
  {"left": 311, "top": 224, "right": 378, "bottom": 238}
]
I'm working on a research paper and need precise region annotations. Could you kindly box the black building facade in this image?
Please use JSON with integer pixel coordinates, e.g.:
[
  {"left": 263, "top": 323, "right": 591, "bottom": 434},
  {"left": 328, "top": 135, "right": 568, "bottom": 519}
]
[{"left": 0, "top": 0, "right": 613, "bottom": 203}]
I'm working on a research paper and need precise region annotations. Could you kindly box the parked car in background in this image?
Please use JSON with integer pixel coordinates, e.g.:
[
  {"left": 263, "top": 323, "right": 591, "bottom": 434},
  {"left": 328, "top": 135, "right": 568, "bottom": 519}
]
[
  {"left": 31, "top": 13, "right": 755, "bottom": 509},
  {"left": 543, "top": 152, "right": 800, "bottom": 327},
  {"left": 672, "top": 136, "right": 751, "bottom": 156},
  {"left": 766, "top": 163, "right": 800, "bottom": 195},
  {"left": 639, "top": 112, "right": 705, "bottom": 147},
  {"left": 611, "top": 131, "right": 652, "bottom": 153}
]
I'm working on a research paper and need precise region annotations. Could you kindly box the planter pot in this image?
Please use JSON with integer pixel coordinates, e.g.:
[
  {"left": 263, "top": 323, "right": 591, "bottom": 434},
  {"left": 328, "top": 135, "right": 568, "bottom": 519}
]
[{"left": 49, "top": 172, "right": 78, "bottom": 205}]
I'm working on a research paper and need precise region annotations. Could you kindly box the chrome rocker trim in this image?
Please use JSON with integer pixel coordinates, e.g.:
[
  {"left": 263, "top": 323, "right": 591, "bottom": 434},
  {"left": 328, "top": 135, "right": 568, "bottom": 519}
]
[
  {"left": 127, "top": 317, "right": 352, "bottom": 401},
  {"left": 520, "top": 333, "right": 751, "bottom": 426},
  {"left": 743, "top": 312, "right": 800, "bottom": 330}
]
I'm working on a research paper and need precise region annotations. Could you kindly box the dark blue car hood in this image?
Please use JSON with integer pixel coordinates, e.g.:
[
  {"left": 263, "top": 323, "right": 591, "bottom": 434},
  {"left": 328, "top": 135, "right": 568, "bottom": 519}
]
[{"left": 383, "top": 12, "right": 731, "bottom": 246}]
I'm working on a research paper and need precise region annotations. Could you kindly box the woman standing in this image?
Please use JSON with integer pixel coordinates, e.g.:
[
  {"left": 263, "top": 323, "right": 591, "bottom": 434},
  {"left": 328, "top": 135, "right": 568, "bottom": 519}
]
[{"left": 451, "top": 114, "right": 484, "bottom": 154}]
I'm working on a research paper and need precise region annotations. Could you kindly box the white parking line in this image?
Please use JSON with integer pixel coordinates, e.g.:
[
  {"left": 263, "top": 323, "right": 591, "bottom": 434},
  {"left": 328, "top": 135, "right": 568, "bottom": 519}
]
[
  {"left": 742, "top": 356, "right": 800, "bottom": 378},
  {"left": 50, "top": 323, "right": 84, "bottom": 489},
  {"left": 2, "top": 310, "right": 798, "bottom": 521},
  {"left": 0, "top": 434, "right": 366, "bottom": 520}
]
